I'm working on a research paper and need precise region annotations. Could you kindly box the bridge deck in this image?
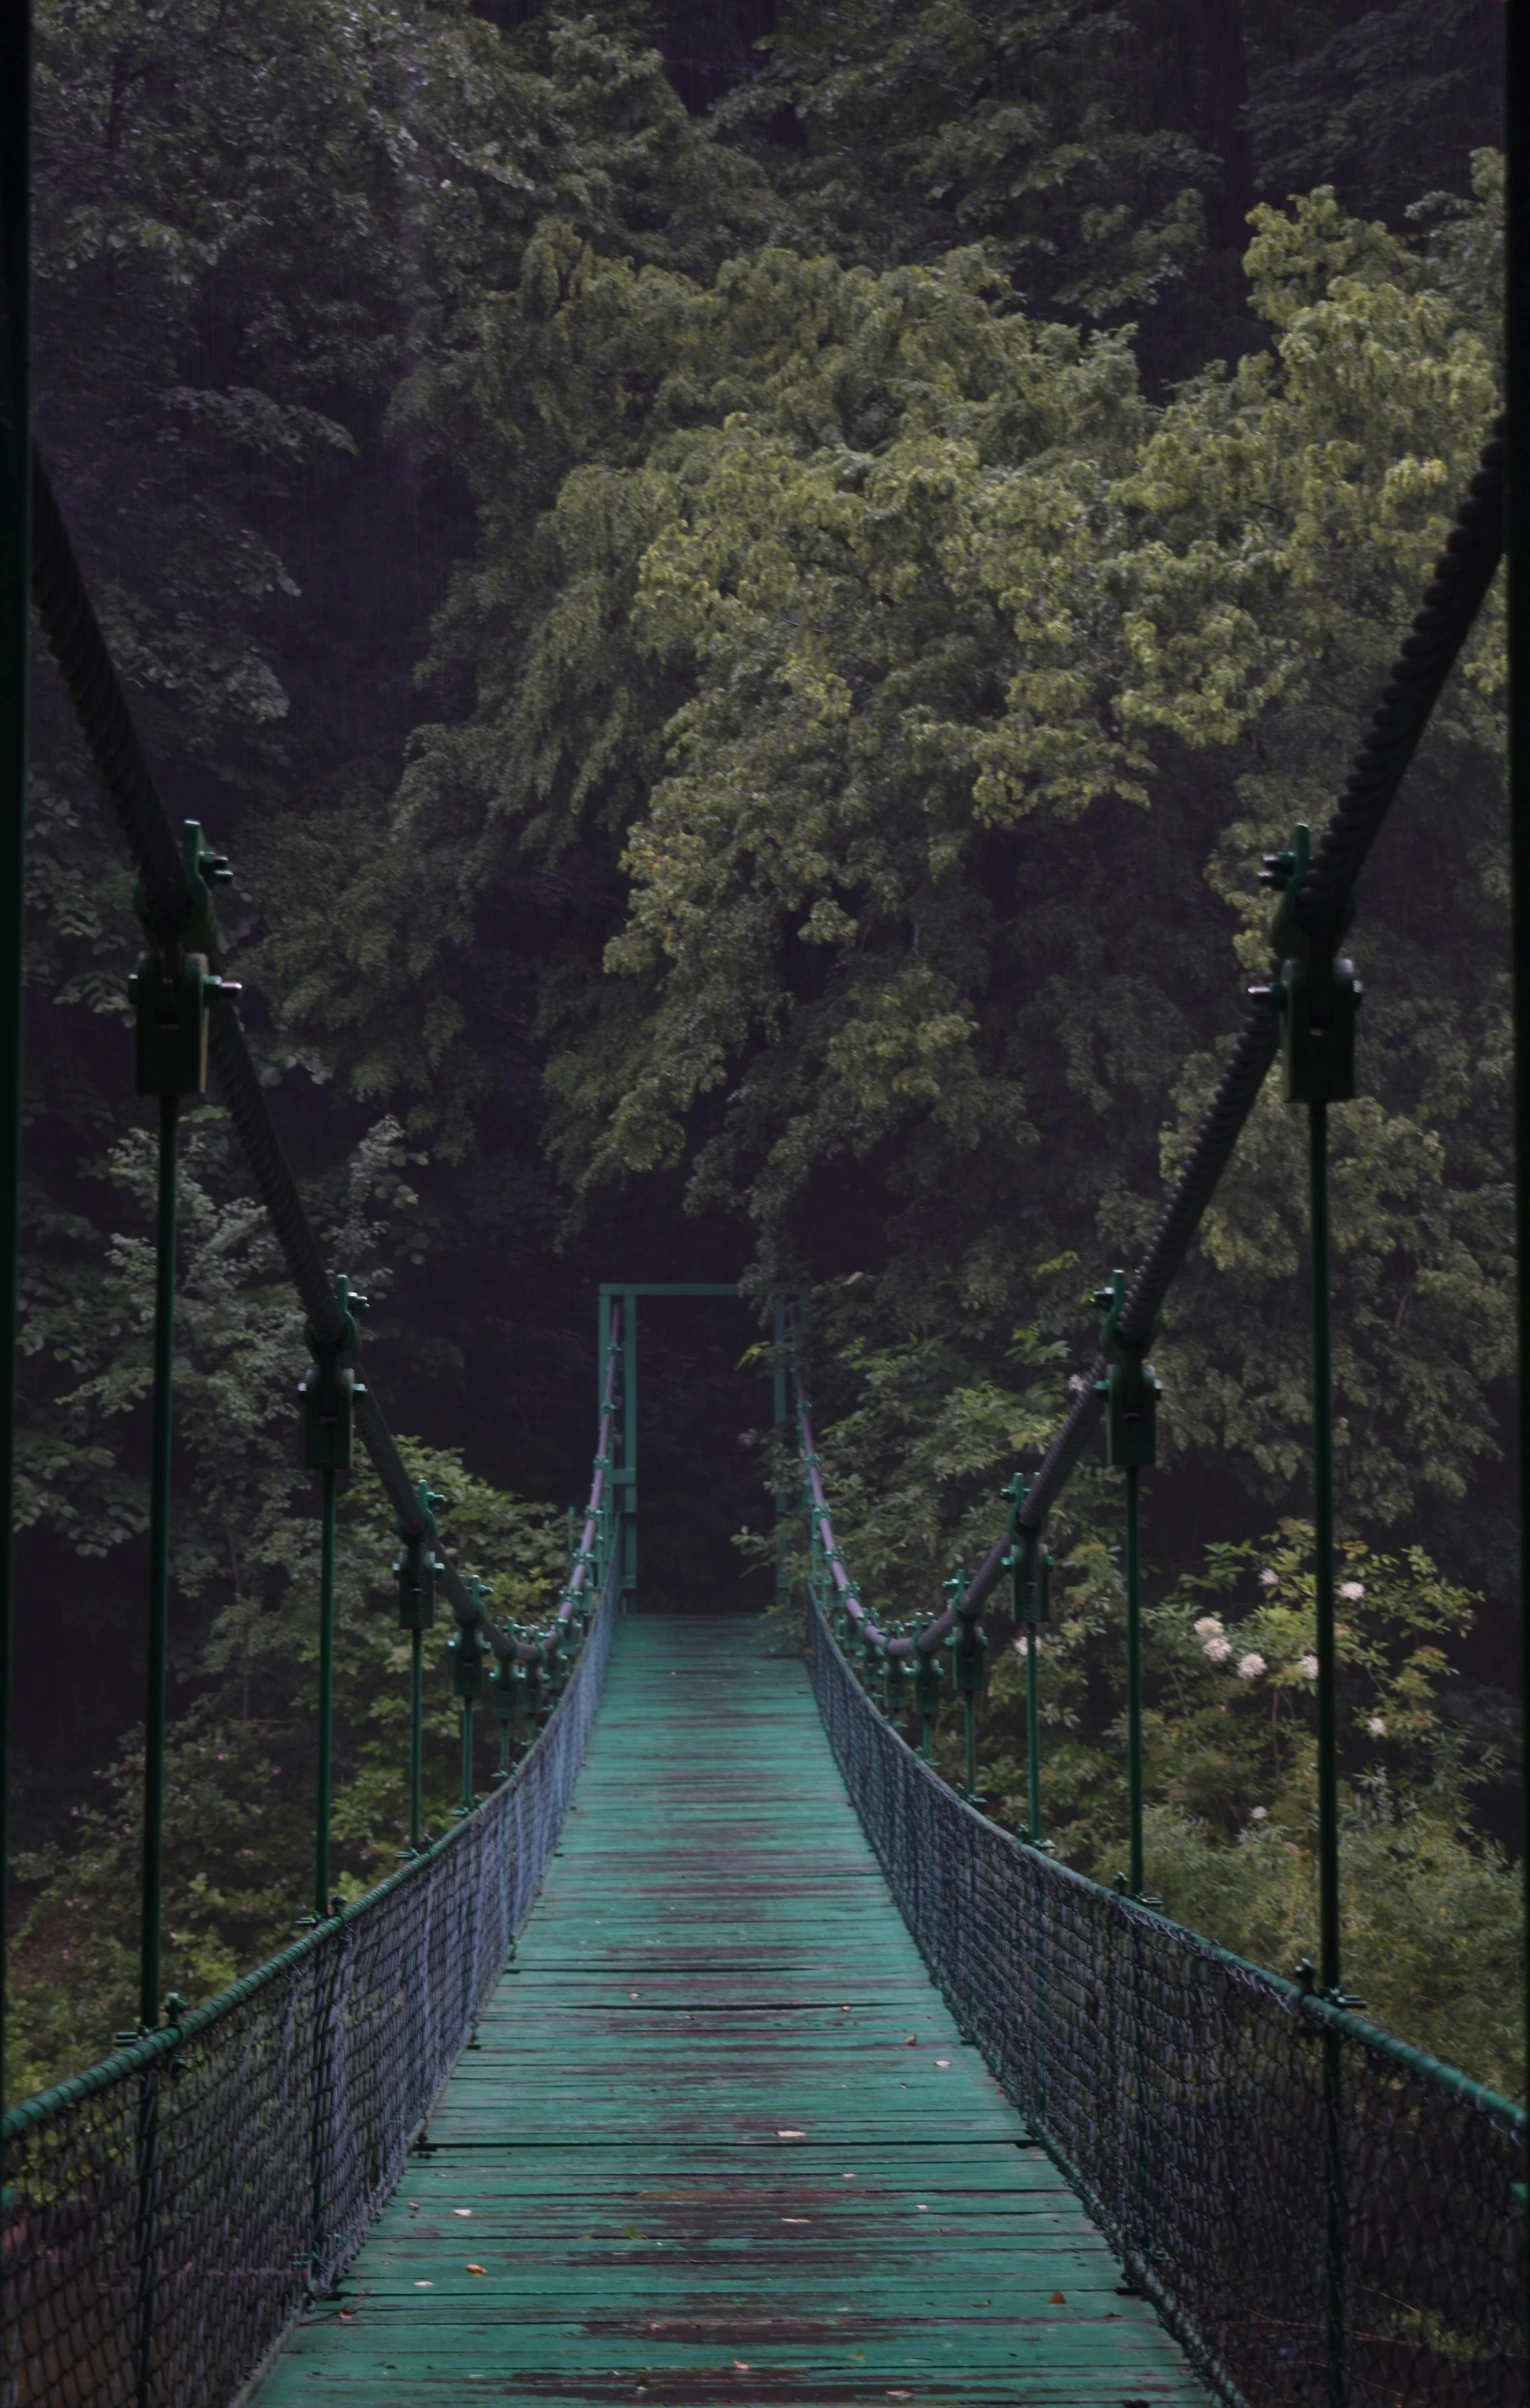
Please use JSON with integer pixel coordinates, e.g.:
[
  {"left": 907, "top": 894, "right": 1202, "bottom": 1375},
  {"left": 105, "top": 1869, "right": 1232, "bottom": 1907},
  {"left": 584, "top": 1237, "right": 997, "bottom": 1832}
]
[{"left": 254, "top": 1614, "right": 1205, "bottom": 2405}]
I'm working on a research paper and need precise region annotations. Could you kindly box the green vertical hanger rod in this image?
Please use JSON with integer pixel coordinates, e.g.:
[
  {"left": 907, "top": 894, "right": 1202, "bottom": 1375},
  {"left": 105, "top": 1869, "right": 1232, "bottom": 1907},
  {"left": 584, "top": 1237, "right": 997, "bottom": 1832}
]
[
  {"left": 0, "top": 0, "right": 33, "bottom": 2110},
  {"left": 1504, "top": 0, "right": 1529, "bottom": 2321},
  {"left": 139, "top": 1093, "right": 180, "bottom": 2033},
  {"left": 1309, "top": 1100, "right": 1342, "bottom": 2002},
  {"left": 313, "top": 1469, "right": 337, "bottom": 1918},
  {"left": 1124, "top": 1463, "right": 1144, "bottom": 1900}
]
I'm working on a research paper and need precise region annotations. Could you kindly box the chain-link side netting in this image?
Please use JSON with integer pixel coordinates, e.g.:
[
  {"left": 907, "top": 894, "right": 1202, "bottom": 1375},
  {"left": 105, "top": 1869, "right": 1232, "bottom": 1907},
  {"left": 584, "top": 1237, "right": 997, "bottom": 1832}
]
[
  {"left": 1, "top": 1567, "right": 615, "bottom": 2408},
  {"left": 810, "top": 1603, "right": 1526, "bottom": 2408}
]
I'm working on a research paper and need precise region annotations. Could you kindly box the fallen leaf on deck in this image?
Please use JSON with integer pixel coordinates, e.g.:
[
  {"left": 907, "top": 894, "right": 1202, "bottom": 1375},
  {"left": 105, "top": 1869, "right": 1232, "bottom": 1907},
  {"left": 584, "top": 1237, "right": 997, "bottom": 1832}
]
[
  {"left": 777, "top": 2128, "right": 805, "bottom": 2138},
  {"left": 1049, "top": 2292, "right": 1066, "bottom": 2305},
  {"left": 466, "top": 2264, "right": 486, "bottom": 2276}
]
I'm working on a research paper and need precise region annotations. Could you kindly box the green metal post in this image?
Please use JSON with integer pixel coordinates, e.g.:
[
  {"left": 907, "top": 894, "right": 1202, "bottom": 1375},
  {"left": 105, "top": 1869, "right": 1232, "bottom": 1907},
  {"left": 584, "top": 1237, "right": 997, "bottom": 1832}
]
[
  {"left": 1309, "top": 1102, "right": 1341, "bottom": 2000},
  {"left": 407, "top": 1629, "right": 423, "bottom": 1852},
  {"left": 1504, "top": 0, "right": 1529, "bottom": 2313},
  {"left": 460, "top": 1697, "right": 475, "bottom": 1813},
  {"left": 622, "top": 1289, "right": 637, "bottom": 1606},
  {"left": 1309, "top": 1097, "right": 1347, "bottom": 2408},
  {"left": 313, "top": 1468, "right": 337, "bottom": 1919},
  {"left": 133, "top": 2061, "right": 160, "bottom": 2406},
  {"left": 773, "top": 1298, "right": 789, "bottom": 1621},
  {"left": 1124, "top": 1462, "right": 1144, "bottom": 1900},
  {"left": 0, "top": 0, "right": 33, "bottom": 2118},
  {"left": 1025, "top": 1626, "right": 1042, "bottom": 1846},
  {"left": 139, "top": 1093, "right": 179, "bottom": 2034}
]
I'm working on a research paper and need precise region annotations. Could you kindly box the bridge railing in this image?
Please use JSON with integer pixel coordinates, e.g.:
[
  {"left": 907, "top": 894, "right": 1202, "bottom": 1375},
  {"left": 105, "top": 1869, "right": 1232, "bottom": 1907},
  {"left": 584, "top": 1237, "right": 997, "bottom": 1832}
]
[
  {"left": 788, "top": 408, "right": 1525, "bottom": 2408},
  {"left": 0, "top": 439, "right": 633, "bottom": 2403},
  {"left": 807, "top": 1577, "right": 1524, "bottom": 2408},
  {"left": 1, "top": 1540, "right": 616, "bottom": 2408}
]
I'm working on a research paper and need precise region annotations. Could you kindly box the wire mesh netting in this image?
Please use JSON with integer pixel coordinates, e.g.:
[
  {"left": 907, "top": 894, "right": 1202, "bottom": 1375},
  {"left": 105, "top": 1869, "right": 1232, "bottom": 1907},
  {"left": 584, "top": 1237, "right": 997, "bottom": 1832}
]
[
  {"left": 810, "top": 1600, "right": 1527, "bottom": 2408},
  {"left": 0, "top": 1567, "right": 615, "bottom": 2408}
]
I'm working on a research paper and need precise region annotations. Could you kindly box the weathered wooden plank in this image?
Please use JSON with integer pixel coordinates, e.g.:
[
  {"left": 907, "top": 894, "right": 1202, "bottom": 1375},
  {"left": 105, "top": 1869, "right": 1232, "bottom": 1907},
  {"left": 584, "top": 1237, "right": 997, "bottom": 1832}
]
[{"left": 251, "top": 1615, "right": 1205, "bottom": 2407}]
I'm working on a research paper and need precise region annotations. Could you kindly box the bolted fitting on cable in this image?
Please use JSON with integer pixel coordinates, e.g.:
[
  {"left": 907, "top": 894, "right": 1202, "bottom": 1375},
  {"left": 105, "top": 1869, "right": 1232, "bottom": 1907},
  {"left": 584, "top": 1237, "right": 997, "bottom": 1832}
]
[
  {"left": 131, "top": 950, "right": 240, "bottom": 1097},
  {"left": 491, "top": 1648, "right": 524, "bottom": 1727},
  {"left": 909, "top": 1630, "right": 943, "bottom": 1726},
  {"left": 1259, "top": 821, "right": 1361, "bottom": 1105},
  {"left": 1091, "top": 1268, "right": 1161, "bottom": 1469},
  {"left": 131, "top": 824, "right": 240, "bottom": 1096},
  {"left": 395, "top": 1480, "right": 445, "bottom": 1632},
  {"left": 451, "top": 1615, "right": 486, "bottom": 1703},
  {"left": 302, "top": 1276, "right": 368, "bottom": 1472},
  {"left": 1002, "top": 1474, "right": 1051, "bottom": 1621},
  {"left": 943, "top": 1570, "right": 987, "bottom": 1698}
]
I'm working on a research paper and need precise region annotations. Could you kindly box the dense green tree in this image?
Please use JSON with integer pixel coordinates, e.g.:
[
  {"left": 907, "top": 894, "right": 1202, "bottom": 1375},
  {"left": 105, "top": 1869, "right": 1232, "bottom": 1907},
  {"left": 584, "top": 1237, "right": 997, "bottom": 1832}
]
[{"left": 14, "top": 0, "right": 1515, "bottom": 2104}]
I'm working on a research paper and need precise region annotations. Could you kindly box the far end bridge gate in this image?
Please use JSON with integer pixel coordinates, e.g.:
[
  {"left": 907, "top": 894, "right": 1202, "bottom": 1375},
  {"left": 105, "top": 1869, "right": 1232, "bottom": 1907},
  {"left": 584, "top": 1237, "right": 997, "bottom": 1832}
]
[{"left": 1, "top": 21, "right": 1528, "bottom": 2406}]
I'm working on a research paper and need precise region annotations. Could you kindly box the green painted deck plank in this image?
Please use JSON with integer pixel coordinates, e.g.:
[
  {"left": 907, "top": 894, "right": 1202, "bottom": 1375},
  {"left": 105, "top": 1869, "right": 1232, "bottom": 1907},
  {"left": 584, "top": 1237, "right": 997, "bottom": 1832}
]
[{"left": 251, "top": 1614, "right": 1206, "bottom": 2408}]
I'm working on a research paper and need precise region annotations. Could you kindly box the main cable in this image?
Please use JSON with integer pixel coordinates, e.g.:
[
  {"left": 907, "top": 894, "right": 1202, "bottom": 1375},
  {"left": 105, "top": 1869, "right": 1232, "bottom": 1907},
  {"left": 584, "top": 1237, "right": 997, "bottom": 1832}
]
[{"left": 28, "top": 439, "right": 543, "bottom": 1660}]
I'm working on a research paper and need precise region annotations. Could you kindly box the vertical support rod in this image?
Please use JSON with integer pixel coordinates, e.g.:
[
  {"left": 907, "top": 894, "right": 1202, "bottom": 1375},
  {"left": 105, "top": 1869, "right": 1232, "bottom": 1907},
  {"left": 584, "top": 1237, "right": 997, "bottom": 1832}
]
[
  {"left": 407, "top": 1627, "right": 423, "bottom": 1852},
  {"left": 313, "top": 1467, "right": 337, "bottom": 1919},
  {"left": 460, "top": 1698, "right": 474, "bottom": 1812},
  {"left": 772, "top": 1297, "right": 789, "bottom": 1621},
  {"left": 0, "top": 0, "right": 33, "bottom": 2116},
  {"left": 133, "top": 2062, "right": 160, "bottom": 2407},
  {"left": 139, "top": 1092, "right": 179, "bottom": 2035},
  {"left": 1025, "top": 1624, "right": 1042, "bottom": 1846},
  {"left": 621, "top": 1289, "right": 637, "bottom": 1605},
  {"left": 1124, "top": 1462, "right": 1144, "bottom": 1899},
  {"left": 1309, "top": 1097, "right": 1346, "bottom": 2408},
  {"left": 1309, "top": 1101, "right": 1341, "bottom": 1997},
  {"left": 1504, "top": 0, "right": 1530, "bottom": 2325},
  {"left": 962, "top": 1697, "right": 976, "bottom": 1801}
]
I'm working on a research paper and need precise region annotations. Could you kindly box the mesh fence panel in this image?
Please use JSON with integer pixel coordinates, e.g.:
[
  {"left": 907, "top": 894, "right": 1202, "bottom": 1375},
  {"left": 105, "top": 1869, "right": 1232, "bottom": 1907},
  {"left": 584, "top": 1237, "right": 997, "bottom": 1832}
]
[
  {"left": 810, "top": 1602, "right": 1527, "bottom": 2408},
  {"left": 1, "top": 1572, "right": 615, "bottom": 2408}
]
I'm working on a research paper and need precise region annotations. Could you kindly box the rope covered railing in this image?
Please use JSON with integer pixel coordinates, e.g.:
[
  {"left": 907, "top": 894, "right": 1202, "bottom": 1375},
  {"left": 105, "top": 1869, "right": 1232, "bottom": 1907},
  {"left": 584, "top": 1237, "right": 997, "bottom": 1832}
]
[
  {"left": 787, "top": 413, "right": 1517, "bottom": 2400},
  {"left": 2, "top": 441, "right": 640, "bottom": 2408},
  {"left": 0, "top": 1545, "right": 620, "bottom": 2408},
  {"left": 20, "top": 438, "right": 635, "bottom": 1984},
  {"left": 789, "top": 414, "right": 1506, "bottom": 1871},
  {"left": 807, "top": 1598, "right": 1526, "bottom": 2408}
]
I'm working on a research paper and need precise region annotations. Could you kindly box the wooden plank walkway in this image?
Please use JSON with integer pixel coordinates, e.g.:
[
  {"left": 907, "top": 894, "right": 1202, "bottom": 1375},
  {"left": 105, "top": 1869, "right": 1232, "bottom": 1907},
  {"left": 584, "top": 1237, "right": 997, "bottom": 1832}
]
[{"left": 254, "top": 1614, "right": 1206, "bottom": 2405}]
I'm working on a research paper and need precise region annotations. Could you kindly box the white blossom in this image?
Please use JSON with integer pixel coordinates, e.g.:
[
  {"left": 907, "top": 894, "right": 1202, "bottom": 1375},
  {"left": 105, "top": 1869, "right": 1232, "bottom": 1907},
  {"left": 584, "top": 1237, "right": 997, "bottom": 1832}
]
[
  {"left": 1193, "top": 1616, "right": 1224, "bottom": 1639},
  {"left": 1258, "top": 1569, "right": 1279, "bottom": 1588},
  {"left": 1203, "top": 1635, "right": 1233, "bottom": 1664},
  {"left": 1366, "top": 1715, "right": 1386, "bottom": 1738},
  {"left": 1339, "top": 1580, "right": 1365, "bottom": 1602},
  {"left": 1012, "top": 1633, "right": 1032, "bottom": 1658},
  {"left": 1249, "top": 1806, "right": 1269, "bottom": 1822},
  {"left": 1236, "top": 1652, "right": 1266, "bottom": 1682},
  {"left": 1297, "top": 1654, "right": 1319, "bottom": 1681}
]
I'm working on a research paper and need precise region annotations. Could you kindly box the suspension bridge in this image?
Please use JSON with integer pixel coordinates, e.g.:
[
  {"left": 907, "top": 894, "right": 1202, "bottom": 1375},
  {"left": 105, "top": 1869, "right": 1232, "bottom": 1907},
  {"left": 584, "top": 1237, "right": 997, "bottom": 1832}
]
[{"left": 2, "top": 27, "right": 1530, "bottom": 2406}]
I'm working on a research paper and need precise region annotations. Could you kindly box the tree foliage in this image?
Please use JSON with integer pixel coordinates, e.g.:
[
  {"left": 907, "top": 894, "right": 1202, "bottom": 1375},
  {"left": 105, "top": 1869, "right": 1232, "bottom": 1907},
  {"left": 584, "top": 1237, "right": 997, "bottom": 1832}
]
[{"left": 15, "top": 0, "right": 1516, "bottom": 2101}]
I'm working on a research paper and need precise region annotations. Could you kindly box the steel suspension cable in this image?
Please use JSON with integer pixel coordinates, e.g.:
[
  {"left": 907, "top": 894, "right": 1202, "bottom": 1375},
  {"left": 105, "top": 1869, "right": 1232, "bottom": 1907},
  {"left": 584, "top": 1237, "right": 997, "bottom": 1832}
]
[
  {"left": 27, "top": 438, "right": 551, "bottom": 1666},
  {"left": 919, "top": 422, "right": 1507, "bottom": 1645}
]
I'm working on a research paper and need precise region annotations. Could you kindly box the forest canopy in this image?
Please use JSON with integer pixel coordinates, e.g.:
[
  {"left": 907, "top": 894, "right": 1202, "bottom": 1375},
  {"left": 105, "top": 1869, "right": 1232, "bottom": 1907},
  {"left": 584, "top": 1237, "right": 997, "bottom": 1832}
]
[{"left": 12, "top": 0, "right": 1516, "bottom": 2100}]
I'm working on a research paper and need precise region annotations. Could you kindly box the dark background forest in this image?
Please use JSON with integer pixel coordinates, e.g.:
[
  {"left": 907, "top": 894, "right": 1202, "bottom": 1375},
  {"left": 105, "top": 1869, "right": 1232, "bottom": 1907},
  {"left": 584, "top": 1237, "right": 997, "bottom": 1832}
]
[{"left": 10, "top": 0, "right": 1518, "bottom": 2097}]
